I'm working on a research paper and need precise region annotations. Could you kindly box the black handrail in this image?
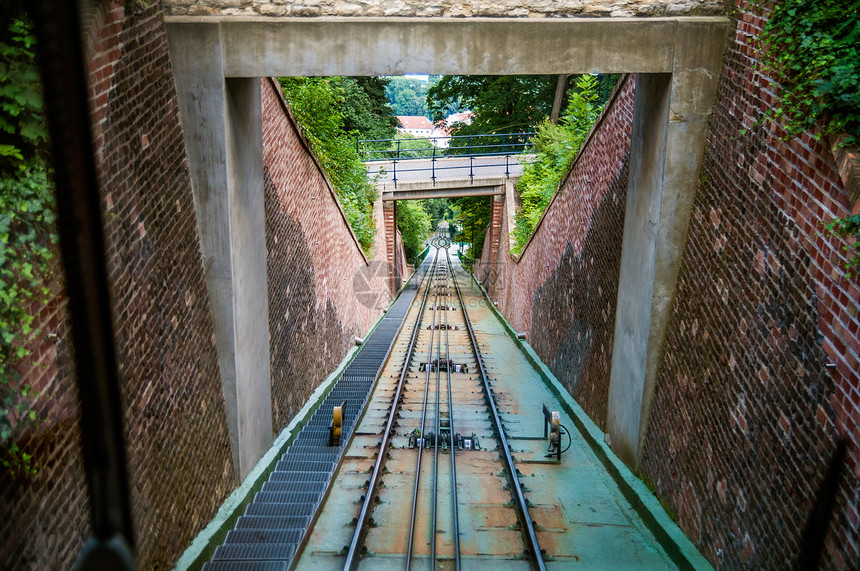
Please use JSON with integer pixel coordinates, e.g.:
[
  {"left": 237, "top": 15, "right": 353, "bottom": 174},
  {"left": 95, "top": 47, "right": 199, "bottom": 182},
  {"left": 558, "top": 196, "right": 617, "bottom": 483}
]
[{"left": 359, "top": 132, "right": 536, "bottom": 162}]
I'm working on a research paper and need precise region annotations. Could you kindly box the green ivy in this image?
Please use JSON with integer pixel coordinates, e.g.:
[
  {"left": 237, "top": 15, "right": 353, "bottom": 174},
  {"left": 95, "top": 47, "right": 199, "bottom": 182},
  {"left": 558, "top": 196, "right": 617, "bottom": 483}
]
[
  {"left": 756, "top": 1, "right": 860, "bottom": 275},
  {"left": 0, "top": 18, "right": 56, "bottom": 477},
  {"left": 511, "top": 75, "right": 602, "bottom": 254},
  {"left": 824, "top": 214, "right": 860, "bottom": 277},
  {"left": 757, "top": 0, "right": 860, "bottom": 146},
  {"left": 279, "top": 77, "right": 377, "bottom": 254}
]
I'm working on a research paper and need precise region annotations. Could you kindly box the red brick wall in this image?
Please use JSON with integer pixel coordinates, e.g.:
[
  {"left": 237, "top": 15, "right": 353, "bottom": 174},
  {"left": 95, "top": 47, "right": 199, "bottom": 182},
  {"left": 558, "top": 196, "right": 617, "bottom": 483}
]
[
  {"left": 486, "top": 17, "right": 859, "bottom": 563},
  {"left": 639, "top": 2, "right": 859, "bottom": 567},
  {"left": 262, "top": 79, "right": 391, "bottom": 431},
  {"left": 483, "top": 76, "right": 635, "bottom": 427},
  {"left": 1, "top": 2, "right": 237, "bottom": 569}
]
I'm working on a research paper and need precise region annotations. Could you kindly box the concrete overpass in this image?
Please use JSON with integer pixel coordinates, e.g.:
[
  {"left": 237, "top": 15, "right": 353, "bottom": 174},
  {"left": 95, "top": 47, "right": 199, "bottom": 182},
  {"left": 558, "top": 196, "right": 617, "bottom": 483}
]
[{"left": 165, "top": 13, "right": 730, "bottom": 475}]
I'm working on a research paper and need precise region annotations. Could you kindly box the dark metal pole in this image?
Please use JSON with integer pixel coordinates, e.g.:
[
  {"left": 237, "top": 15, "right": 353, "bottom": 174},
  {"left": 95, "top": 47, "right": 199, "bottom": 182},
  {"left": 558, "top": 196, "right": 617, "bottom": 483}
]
[
  {"left": 432, "top": 142, "right": 436, "bottom": 185},
  {"left": 29, "top": 1, "right": 135, "bottom": 568}
]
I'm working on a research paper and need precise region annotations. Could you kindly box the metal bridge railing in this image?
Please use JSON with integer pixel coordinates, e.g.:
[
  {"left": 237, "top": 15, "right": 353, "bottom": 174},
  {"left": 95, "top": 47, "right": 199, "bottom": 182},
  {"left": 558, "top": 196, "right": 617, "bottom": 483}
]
[
  {"left": 360, "top": 132, "right": 536, "bottom": 188},
  {"left": 358, "top": 132, "right": 536, "bottom": 161}
]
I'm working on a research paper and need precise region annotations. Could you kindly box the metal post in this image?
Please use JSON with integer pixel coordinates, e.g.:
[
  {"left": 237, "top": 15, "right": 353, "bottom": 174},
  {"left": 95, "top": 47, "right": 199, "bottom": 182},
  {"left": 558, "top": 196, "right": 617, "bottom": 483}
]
[
  {"left": 393, "top": 158, "right": 397, "bottom": 188},
  {"left": 505, "top": 154, "right": 510, "bottom": 178},
  {"left": 469, "top": 156, "right": 474, "bottom": 183},
  {"left": 432, "top": 143, "right": 436, "bottom": 185}
]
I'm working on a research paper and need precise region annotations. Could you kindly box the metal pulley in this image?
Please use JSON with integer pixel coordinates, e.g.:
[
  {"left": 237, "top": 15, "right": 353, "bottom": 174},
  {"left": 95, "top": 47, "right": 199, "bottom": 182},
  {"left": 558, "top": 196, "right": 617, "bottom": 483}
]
[{"left": 329, "top": 400, "right": 346, "bottom": 446}]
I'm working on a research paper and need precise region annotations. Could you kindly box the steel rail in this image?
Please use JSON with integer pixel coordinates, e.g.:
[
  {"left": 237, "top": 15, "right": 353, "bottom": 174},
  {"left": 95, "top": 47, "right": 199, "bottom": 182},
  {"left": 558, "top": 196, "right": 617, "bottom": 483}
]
[
  {"left": 443, "top": 256, "right": 462, "bottom": 570},
  {"left": 405, "top": 249, "right": 441, "bottom": 568},
  {"left": 446, "top": 248, "right": 547, "bottom": 571},
  {"left": 344, "top": 248, "right": 440, "bottom": 571},
  {"left": 430, "top": 256, "right": 447, "bottom": 565}
]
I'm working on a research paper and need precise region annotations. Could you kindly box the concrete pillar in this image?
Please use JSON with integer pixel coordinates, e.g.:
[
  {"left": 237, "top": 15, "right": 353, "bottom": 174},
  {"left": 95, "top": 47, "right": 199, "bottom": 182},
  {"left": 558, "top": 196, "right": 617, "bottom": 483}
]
[
  {"left": 383, "top": 200, "right": 397, "bottom": 294},
  {"left": 608, "top": 21, "right": 726, "bottom": 467},
  {"left": 166, "top": 24, "right": 272, "bottom": 479}
]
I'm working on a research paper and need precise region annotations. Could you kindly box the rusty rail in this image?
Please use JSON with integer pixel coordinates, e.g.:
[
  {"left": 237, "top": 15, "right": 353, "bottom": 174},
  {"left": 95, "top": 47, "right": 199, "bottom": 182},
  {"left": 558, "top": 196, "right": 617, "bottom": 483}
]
[
  {"left": 406, "top": 250, "right": 441, "bottom": 567},
  {"left": 442, "top": 257, "right": 462, "bottom": 569},
  {"left": 446, "top": 248, "right": 547, "bottom": 571}
]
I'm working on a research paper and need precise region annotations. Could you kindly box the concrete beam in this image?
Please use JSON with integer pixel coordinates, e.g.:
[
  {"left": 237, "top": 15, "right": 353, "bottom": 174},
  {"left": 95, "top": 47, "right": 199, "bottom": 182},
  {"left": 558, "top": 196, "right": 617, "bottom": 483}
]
[
  {"left": 163, "top": 16, "right": 697, "bottom": 77},
  {"left": 166, "top": 24, "right": 272, "bottom": 479}
]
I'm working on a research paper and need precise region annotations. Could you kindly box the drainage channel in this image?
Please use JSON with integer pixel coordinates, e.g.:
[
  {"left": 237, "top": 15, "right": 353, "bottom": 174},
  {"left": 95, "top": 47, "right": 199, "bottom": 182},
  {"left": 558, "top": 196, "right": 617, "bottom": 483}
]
[{"left": 201, "top": 255, "right": 433, "bottom": 571}]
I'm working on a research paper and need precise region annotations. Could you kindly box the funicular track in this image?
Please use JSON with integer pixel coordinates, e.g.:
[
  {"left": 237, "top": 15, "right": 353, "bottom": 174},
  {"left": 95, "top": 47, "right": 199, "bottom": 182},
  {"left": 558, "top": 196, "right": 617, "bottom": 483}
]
[{"left": 344, "top": 236, "right": 546, "bottom": 570}]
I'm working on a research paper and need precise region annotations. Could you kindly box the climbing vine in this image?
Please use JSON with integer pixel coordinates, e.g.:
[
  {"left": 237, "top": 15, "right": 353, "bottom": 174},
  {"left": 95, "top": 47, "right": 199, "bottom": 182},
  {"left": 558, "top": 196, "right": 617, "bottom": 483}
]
[
  {"left": 755, "top": 0, "right": 860, "bottom": 276},
  {"left": 824, "top": 215, "right": 860, "bottom": 277},
  {"left": 757, "top": 0, "right": 859, "bottom": 146},
  {"left": 0, "top": 18, "right": 56, "bottom": 476}
]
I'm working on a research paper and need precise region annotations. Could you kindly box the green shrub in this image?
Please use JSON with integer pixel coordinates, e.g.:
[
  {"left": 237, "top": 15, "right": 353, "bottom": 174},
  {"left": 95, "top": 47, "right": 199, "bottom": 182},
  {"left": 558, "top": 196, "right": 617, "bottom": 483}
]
[
  {"left": 512, "top": 75, "right": 602, "bottom": 254},
  {"left": 279, "top": 77, "right": 378, "bottom": 254},
  {"left": 396, "top": 200, "right": 431, "bottom": 261}
]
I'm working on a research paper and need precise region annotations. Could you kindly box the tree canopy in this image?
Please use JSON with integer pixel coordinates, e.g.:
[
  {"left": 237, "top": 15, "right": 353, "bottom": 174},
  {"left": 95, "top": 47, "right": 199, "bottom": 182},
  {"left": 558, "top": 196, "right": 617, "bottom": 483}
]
[
  {"left": 427, "top": 75, "right": 564, "bottom": 136},
  {"left": 340, "top": 77, "right": 398, "bottom": 143},
  {"left": 512, "top": 75, "right": 603, "bottom": 253},
  {"left": 452, "top": 196, "right": 493, "bottom": 264},
  {"left": 396, "top": 200, "right": 432, "bottom": 261},
  {"left": 384, "top": 76, "right": 444, "bottom": 119}
]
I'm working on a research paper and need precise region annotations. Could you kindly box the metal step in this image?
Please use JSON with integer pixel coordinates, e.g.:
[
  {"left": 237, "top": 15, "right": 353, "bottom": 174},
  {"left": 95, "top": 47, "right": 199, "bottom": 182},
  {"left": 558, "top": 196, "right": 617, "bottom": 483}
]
[
  {"left": 225, "top": 529, "right": 304, "bottom": 545},
  {"left": 212, "top": 543, "right": 296, "bottom": 561}
]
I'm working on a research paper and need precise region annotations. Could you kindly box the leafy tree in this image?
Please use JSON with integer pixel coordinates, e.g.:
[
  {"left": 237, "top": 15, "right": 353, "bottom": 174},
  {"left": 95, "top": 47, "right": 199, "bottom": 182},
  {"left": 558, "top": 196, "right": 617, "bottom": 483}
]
[
  {"left": 279, "top": 77, "right": 377, "bottom": 253},
  {"left": 512, "top": 75, "right": 602, "bottom": 253},
  {"left": 339, "top": 77, "right": 397, "bottom": 145},
  {"left": 452, "top": 196, "right": 492, "bottom": 264},
  {"left": 0, "top": 17, "right": 55, "bottom": 476},
  {"left": 384, "top": 76, "right": 440, "bottom": 118},
  {"left": 395, "top": 200, "right": 431, "bottom": 260},
  {"left": 427, "top": 75, "right": 563, "bottom": 136},
  {"left": 421, "top": 198, "right": 453, "bottom": 227}
]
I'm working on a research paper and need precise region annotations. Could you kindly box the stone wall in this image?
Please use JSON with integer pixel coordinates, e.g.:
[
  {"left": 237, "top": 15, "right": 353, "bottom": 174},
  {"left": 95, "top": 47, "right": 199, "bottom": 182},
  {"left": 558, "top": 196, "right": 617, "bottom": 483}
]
[
  {"left": 262, "top": 78, "right": 391, "bottom": 432},
  {"left": 480, "top": 76, "right": 635, "bottom": 428},
  {"left": 165, "top": 0, "right": 727, "bottom": 18},
  {"left": 639, "top": 1, "right": 859, "bottom": 567}
]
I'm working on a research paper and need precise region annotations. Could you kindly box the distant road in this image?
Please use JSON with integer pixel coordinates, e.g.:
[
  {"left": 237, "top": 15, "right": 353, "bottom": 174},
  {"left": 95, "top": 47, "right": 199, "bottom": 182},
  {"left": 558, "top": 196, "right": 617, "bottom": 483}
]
[{"left": 366, "top": 154, "right": 535, "bottom": 186}]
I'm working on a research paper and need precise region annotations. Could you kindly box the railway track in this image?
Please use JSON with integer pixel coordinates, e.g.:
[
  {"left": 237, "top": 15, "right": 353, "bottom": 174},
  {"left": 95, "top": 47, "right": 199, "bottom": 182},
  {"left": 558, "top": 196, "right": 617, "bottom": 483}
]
[{"left": 343, "top": 235, "right": 546, "bottom": 570}]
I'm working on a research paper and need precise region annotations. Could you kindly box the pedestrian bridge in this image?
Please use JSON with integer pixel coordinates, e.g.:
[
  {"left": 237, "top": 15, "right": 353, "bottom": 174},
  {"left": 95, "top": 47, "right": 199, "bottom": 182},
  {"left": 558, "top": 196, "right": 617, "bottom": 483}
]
[{"left": 361, "top": 133, "right": 535, "bottom": 200}]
